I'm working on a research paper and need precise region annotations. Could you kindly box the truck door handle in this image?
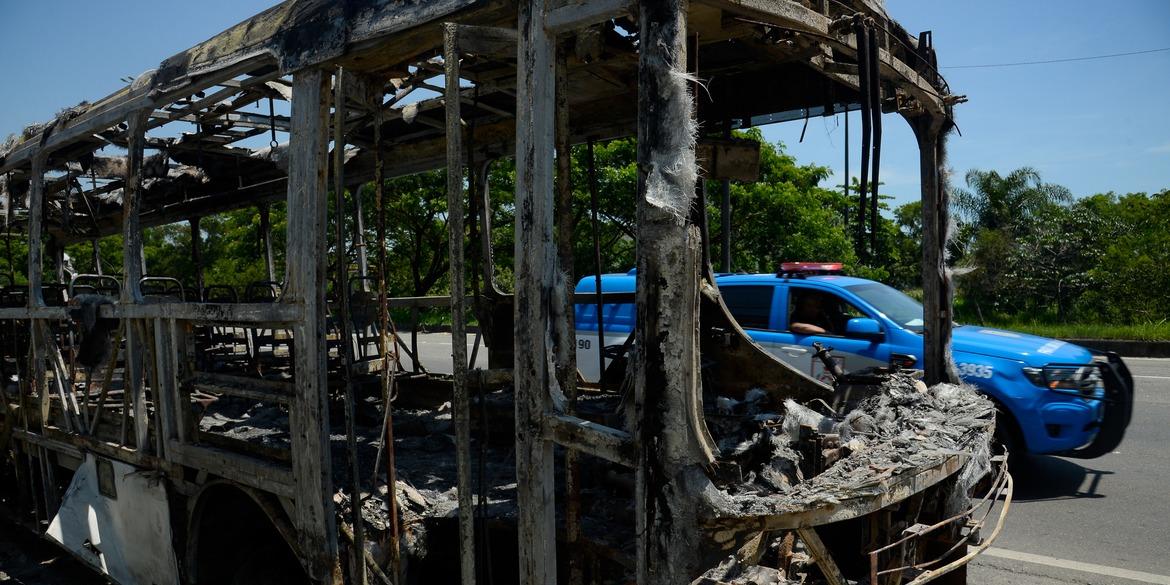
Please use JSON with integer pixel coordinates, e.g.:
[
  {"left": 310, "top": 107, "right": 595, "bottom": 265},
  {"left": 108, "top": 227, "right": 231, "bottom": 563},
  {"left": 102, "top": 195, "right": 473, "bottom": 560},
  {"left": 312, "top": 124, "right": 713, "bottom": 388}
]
[{"left": 780, "top": 346, "right": 808, "bottom": 357}]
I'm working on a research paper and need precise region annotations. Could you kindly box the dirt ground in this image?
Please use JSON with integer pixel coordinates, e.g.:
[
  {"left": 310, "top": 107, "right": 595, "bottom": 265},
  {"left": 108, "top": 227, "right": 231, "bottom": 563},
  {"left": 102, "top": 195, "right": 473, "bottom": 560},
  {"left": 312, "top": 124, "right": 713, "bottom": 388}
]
[{"left": 0, "top": 521, "right": 106, "bottom": 585}]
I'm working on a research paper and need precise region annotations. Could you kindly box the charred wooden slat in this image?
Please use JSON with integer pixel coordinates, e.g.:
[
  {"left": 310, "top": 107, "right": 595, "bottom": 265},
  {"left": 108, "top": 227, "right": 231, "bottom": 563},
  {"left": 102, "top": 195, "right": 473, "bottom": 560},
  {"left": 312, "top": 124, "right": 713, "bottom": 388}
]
[
  {"left": 186, "top": 372, "right": 293, "bottom": 404},
  {"left": 168, "top": 440, "right": 294, "bottom": 498},
  {"left": 545, "top": 414, "right": 636, "bottom": 468}
]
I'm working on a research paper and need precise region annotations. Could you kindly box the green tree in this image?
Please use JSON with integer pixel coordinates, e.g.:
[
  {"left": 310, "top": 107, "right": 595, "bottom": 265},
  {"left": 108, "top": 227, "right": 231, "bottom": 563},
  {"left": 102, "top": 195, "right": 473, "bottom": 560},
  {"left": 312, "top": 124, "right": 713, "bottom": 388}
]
[
  {"left": 1079, "top": 189, "right": 1170, "bottom": 323},
  {"left": 951, "top": 167, "right": 1073, "bottom": 321},
  {"left": 885, "top": 200, "right": 923, "bottom": 290},
  {"left": 999, "top": 195, "right": 1121, "bottom": 320},
  {"left": 953, "top": 167, "right": 1071, "bottom": 237},
  {"left": 358, "top": 171, "right": 450, "bottom": 297},
  {"left": 707, "top": 129, "right": 857, "bottom": 274}
]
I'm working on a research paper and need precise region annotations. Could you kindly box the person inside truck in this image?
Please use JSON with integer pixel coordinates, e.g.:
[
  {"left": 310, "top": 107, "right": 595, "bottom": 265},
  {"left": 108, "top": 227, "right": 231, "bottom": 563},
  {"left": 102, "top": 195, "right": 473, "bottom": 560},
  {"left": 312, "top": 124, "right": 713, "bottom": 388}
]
[{"left": 789, "top": 290, "right": 836, "bottom": 334}]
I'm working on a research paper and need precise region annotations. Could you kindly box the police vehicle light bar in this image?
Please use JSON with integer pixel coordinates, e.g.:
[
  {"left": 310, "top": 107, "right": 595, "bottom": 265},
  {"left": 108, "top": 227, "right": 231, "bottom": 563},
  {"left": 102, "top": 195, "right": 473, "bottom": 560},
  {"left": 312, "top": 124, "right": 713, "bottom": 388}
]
[{"left": 778, "top": 262, "right": 844, "bottom": 276}]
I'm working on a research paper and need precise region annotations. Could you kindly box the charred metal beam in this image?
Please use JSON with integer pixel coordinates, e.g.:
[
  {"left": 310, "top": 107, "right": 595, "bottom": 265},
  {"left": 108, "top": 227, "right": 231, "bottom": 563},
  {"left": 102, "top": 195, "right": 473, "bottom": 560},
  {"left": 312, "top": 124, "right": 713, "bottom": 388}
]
[
  {"left": 283, "top": 68, "right": 338, "bottom": 581},
  {"left": 634, "top": 1, "right": 708, "bottom": 583},
  {"left": 545, "top": 0, "right": 633, "bottom": 32},
  {"left": 913, "top": 116, "right": 956, "bottom": 385},
  {"left": 444, "top": 22, "right": 478, "bottom": 585},
  {"left": 514, "top": 1, "right": 559, "bottom": 583}
]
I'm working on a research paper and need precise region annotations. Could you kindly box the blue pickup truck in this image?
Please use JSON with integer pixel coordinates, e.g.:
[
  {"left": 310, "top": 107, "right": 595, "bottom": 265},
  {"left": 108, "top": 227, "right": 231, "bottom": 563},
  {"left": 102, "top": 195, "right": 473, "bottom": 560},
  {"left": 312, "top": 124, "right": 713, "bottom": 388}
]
[{"left": 574, "top": 264, "right": 1133, "bottom": 458}]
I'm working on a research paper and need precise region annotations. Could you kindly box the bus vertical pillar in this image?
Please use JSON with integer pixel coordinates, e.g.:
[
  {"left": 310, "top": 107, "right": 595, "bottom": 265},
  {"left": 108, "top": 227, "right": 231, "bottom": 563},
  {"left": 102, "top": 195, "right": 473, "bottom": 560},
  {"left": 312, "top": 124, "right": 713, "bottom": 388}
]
[
  {"left": 443, "top": 22, "right": 477, "bottom": 585},
  {"left": 27, "top": 155, "right": 45, "bottom": 307},
  {"left": 27, "top": 156, "right": 49, "bottom": 429},
  {"left": 153, "top": 316, "right": 177, "bottom": 460},
  {"left": 333, "top": 65, "right": 369, "bottom": 585},
  {"left": 123, "top": 111, "right": 149, "bottom": 452},
  {"left": 284, "top": 68, "right": 340, "bottom": 582},
  {"left": 92, "top": 240, "right": 103, "bottom": 275},
  {"left": 515, "top": 1, "right": 558, "bottom": 583},
  {"left": 554, "top": 40, "right": 584, "bottom": 585},
  {"left": 914, "top": 116, "right": 955, "bottom": 385},
  {"left": 634, "top": 1, "right": 706, "bottom": 583}
]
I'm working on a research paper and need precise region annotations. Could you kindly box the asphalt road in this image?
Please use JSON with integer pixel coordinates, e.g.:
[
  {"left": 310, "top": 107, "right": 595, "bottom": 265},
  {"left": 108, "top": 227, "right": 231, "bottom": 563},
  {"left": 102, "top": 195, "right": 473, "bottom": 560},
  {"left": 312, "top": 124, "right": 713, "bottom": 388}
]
[
  {"left": 3, "top": 343, "right": 1167, "bottom": 584},
  {"left": 396, "top": 330, "right": 489, "bottom": 374}
]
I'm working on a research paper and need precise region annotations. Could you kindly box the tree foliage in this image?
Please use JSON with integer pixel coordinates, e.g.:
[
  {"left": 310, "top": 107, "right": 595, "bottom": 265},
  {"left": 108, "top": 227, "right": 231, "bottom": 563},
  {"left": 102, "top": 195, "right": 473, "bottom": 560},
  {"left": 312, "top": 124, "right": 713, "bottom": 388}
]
[
  {"left": 953, "top": 167, "right": 1072, "bottom": 237},
  {"left": 711, "top": 129, "right": 856, "bottom": 275},
  {"left": 953, "top": 170, "right": 1168, "bottom": 326}
]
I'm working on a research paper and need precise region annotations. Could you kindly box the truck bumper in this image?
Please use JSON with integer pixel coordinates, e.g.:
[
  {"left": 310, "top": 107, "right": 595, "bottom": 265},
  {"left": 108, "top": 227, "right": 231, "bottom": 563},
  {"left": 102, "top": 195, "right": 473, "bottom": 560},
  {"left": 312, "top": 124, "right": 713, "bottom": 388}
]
[{"left": 1057, "top": 351, "right": 1134, "bottom": 459}]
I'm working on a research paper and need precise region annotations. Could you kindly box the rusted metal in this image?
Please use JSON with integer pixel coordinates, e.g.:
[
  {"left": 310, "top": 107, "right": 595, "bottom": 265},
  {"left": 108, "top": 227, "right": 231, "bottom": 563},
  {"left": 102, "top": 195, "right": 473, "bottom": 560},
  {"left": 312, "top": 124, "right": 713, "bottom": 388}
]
[
  {"left": 333, "top": 66, "right": 369, "bottom": 585},
  {"left": 798, "top": 527, "right": 849, "bottom": 585},
  {"left": 869, "top": 462, "right": 1014, "bottom": 584},
  {"left": 855, "top": 17, "right": 872, "bottom": 261},
  {"left": 443, "top": 22, "right": 477, "bottom": 585},
  {"left": 369, "top": 75, "right": 403, "bottom": 585},
  {"left": 555, "top": 38, "right": 585, "bottom": 585}
]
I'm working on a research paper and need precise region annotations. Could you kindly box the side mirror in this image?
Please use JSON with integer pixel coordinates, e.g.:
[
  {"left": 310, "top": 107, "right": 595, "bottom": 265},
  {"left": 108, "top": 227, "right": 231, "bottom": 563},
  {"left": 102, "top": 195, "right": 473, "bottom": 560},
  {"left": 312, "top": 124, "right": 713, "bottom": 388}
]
[{"left": 845, "top": 317, "right": 883, "bottom": 340}]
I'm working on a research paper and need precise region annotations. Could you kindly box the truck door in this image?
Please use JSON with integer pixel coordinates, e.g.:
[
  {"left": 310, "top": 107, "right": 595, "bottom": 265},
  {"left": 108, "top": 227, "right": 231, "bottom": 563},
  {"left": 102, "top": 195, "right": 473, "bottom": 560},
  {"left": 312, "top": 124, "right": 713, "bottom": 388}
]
[
  {"left": 720, "top": 284, "right": 789, "bottom": 359},
  {"left": 772, "top": 285, "right": 888, "bottom": 382}
]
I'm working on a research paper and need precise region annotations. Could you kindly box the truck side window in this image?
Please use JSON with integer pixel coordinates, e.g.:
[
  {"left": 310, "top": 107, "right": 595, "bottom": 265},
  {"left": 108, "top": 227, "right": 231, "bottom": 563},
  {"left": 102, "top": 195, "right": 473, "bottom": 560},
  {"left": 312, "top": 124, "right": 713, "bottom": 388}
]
[
  {"left": 788, "top": 288, "right": 867, "bottom": 335},
  {"left": 721, "top": 286, "right": 774, "bottom": 330}
]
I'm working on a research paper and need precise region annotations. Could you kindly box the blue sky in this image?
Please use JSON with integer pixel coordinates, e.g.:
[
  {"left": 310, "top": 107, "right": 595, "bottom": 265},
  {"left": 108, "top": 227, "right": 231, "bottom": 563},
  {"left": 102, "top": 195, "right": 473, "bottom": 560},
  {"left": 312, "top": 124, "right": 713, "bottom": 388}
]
[{"left": 2, "top": 1, "right": 1168, "bottom": 210}]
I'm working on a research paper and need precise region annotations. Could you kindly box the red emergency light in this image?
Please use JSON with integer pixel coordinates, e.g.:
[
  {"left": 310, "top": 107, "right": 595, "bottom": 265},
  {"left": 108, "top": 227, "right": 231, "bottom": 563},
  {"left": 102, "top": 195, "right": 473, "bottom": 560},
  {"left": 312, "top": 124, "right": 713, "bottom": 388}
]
[{"left": 777, "top": 262, "right": 844, "bottom": 277}]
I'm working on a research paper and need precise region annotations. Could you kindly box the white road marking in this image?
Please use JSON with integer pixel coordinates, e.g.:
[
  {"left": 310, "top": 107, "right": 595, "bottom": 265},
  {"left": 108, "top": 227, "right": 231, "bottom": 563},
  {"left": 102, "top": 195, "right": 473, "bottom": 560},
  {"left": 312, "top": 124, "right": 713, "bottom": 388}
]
[
  {"left": 985, "top": 548, "right": 1170, "bottom": 585},
  {"left": 1135, "top": 375, "right": 1170, "bottom": 380}
]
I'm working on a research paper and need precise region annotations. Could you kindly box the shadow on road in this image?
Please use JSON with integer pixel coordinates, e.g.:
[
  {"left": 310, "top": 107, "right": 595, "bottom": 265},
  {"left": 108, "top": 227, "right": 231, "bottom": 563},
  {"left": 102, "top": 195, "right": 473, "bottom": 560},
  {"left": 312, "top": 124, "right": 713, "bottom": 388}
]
[{"left": 1008, "top": 454, "right": 1113, "bottom": 501}]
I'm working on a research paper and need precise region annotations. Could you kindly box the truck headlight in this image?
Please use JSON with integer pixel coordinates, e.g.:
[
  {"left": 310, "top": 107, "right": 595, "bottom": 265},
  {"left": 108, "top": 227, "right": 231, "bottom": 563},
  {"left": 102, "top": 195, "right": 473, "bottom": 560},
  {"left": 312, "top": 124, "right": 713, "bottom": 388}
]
[
  {"left": 1022, "top": 367, "right": 1045, "bottom": 387},
  {"left": 1024, "top": 365, "right": 1101, "bottom": 397}
]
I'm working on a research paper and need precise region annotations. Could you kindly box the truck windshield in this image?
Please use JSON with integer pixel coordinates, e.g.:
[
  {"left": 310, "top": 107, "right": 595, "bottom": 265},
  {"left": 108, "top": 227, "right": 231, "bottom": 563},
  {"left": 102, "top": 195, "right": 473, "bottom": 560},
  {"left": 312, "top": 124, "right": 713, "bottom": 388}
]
[{"left": 845, "top": 282, "right": 925, "bottom": 331}]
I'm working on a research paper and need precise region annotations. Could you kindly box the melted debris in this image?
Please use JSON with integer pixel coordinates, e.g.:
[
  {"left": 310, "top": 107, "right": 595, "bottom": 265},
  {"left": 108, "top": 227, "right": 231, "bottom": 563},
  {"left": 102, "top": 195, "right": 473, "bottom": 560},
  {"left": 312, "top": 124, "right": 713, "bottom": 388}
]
[
  {"left": 692, "top": 555, "right": 796, "bottom": 585},
  {"left": 709, "top": 372, "right": 995, "bottom": 516}
]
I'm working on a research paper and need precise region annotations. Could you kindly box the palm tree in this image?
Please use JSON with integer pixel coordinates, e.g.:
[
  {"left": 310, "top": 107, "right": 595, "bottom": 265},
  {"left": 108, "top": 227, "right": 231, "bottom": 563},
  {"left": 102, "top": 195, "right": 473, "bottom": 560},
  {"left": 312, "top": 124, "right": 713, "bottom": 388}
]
[{"left": 953, "top": 167, "right": 1072, "bottom": 236}]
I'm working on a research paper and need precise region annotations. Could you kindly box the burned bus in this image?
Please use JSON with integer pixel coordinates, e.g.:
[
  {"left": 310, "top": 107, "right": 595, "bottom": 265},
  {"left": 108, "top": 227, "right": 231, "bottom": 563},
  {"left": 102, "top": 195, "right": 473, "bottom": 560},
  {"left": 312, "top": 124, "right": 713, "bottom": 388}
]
[{"left": 0, "top": 1, "right": 1007, "bottom": 584}]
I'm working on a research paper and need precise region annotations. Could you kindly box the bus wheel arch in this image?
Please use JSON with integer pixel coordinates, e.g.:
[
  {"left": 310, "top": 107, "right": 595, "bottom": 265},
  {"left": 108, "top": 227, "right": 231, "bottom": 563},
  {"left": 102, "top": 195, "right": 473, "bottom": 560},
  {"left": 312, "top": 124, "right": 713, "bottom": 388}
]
[
  {"left": 983, "top": 395, "right": 1028, "bottom": 460},
  {"left": 186, "top": 481, "right": 309, "bottom": 585}
]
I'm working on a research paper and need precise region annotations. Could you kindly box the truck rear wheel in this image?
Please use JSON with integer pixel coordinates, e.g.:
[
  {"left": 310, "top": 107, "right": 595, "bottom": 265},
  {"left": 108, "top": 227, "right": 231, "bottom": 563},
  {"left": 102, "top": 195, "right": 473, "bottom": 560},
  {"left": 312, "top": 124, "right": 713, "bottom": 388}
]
[{"left": 994, "top": 405, "right": 1024, "bottom": 462}]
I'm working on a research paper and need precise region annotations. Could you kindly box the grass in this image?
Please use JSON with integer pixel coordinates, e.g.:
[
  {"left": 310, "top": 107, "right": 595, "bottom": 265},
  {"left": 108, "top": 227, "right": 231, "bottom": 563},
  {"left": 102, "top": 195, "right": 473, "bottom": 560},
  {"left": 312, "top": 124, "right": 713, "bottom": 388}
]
[{"left": 973, "top": 320, "right": 1170, "bottom": 342}]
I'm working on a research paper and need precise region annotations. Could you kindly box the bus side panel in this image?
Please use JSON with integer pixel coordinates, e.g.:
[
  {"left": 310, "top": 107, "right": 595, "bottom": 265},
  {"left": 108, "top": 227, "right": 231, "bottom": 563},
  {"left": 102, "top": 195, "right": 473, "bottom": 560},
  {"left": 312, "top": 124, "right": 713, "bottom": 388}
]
[{"left": 48, "top": 454, "right": 180, "bottom": 585}]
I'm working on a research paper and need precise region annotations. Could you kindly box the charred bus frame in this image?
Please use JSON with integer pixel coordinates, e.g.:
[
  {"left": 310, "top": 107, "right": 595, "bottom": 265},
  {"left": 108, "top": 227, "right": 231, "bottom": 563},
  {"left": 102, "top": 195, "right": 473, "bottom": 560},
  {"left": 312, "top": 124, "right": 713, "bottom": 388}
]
[{"left": 0, "top": 1, "right": 997, "bottom": 584}]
